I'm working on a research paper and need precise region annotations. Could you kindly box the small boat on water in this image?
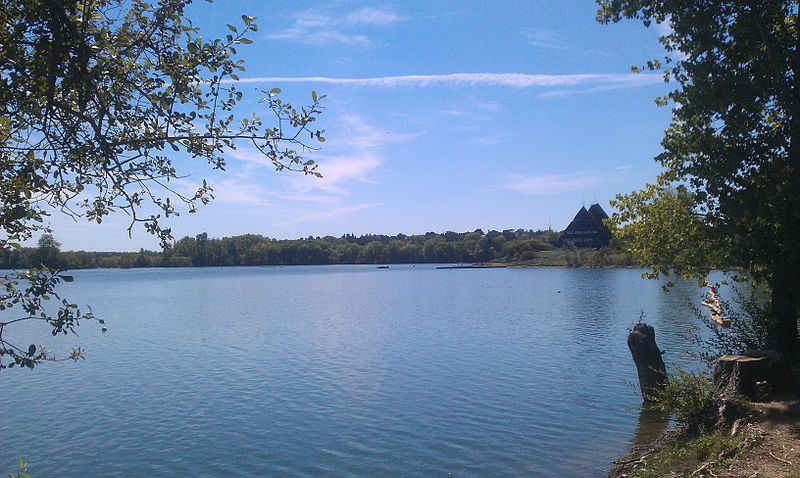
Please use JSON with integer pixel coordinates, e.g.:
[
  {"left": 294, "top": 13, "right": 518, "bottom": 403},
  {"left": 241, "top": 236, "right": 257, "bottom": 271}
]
[
  {"left": 376, "top": 265, "right": 389, "bottom": 269},
  {"left": 701, "top": 280, "right": 731, "bottom": 327}
]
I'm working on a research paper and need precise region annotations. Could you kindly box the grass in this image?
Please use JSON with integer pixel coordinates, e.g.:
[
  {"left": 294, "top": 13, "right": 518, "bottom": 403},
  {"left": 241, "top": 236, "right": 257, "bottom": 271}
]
[
  {"left": 630, "top": 429, "right": 744, "bottom": 478},
  {"left": 501, "top": 248, "right": 636, "bottom": 267}
]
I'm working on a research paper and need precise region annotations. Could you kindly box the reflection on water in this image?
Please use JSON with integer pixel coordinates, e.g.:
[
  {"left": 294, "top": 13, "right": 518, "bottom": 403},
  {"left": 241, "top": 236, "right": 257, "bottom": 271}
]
[
  {"left": 632, "top": 406, "right": 670, "bottom": 447},
  {"left": 0, "top": 266, "right": 718, "bottom": 478}
]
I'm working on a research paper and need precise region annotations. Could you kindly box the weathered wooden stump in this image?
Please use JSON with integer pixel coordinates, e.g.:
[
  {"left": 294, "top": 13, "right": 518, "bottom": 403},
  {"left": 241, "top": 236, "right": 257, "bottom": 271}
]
[
  {"left": 713, "top": 350, "right": 787, "bottom": 401},
  {"left": 628, "top": 323, "right": 667, "bottom": 400}
]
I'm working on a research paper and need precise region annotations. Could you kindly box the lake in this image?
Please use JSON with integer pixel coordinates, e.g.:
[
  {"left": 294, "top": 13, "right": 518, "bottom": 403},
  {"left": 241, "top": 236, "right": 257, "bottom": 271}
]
[{"left": 0, "top": 265, "right": 717, "bottom": 477}]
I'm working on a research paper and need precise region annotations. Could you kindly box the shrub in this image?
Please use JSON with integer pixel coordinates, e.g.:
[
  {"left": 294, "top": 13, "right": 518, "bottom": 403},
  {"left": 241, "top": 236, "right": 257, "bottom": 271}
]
[
  {"left": 650, "top": 369, "right": 715, "bottom": 433},
  {"left": 7, "top": 458, "right": 31, "bottom": 478},
  {"left": 630, "top": 429, "right": 743, "bottom": 478},
  {"left": 694, "top": 279, "right": 769, "bottom": 364}
]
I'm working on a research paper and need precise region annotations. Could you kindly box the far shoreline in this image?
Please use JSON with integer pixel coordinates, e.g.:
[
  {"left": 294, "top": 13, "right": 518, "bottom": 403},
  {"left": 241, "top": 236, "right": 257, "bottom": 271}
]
[{"left": 4, "top": 230, "right": 637, "bottom": 270}]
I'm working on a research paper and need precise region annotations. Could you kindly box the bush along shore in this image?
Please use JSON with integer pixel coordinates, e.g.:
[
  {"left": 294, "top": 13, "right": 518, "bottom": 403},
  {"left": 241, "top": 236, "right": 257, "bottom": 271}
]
[
  {"left": 3, "top": 231, "right": 635, "bottom": 270},
  {"left": 611, "top": 337, "right": 800, "bottom": 478}
]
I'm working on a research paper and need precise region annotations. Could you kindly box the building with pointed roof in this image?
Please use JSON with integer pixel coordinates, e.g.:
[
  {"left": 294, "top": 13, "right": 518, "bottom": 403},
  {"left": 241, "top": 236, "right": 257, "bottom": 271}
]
[{"left": 557, "top": 203, "right": 612, "bottom": 249}]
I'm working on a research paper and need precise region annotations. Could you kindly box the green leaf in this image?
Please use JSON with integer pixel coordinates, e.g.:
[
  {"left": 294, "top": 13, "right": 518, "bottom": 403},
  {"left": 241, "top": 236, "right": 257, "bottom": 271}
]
[
  {"left": 0, "top": 0, "right": 328, "bottom": 367},
  {"left": 27, "top": 344, "right": 36, "bottom": 356}
]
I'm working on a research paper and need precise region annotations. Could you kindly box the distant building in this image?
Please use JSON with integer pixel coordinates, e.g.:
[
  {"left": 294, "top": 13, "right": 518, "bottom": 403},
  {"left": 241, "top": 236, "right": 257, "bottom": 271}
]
[{"left": 557, "top": 203, "right": 612, "bottom": 249}]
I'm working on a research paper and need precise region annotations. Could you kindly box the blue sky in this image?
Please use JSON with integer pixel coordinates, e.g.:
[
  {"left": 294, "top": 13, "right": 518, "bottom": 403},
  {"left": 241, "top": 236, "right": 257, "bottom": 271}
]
[{"left": 50, "top": 0, "right": 674, "bottom": 251}]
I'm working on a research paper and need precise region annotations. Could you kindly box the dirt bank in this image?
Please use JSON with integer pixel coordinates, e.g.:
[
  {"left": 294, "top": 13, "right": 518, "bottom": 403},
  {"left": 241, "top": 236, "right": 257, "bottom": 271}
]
[{"left": 608, "top": 398, "right": 800, "bottom": 478}]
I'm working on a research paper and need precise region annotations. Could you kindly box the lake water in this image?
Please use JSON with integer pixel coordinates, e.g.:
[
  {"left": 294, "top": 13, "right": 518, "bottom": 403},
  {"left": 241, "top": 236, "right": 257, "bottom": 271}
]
[{"left": 0, "top": 265, "right": 718, "bottom": 477}]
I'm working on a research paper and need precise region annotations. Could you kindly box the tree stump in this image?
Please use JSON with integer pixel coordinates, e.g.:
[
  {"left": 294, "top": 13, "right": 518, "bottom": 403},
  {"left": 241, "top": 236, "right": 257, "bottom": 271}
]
[
  {"left": 628, "top": 323, "right": 667, "bottom": 400},
  {"left": 712, "top": 350, "right": 787, "bottom": 401}
]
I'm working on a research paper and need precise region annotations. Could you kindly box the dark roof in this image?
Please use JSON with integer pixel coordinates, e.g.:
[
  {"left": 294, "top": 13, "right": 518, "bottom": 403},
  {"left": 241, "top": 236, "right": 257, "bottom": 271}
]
[
  {"left": 558, "top": 203, "right": 613, "bottom": 248},
  {"left": 587, "top": 203, "right": 609, "bottom": 221},
  {"left": 564, "top": 206, "right": 602, "bottom": 232},
  {"left": 572, "top": 206, "right": 592, "bottom": 222}
]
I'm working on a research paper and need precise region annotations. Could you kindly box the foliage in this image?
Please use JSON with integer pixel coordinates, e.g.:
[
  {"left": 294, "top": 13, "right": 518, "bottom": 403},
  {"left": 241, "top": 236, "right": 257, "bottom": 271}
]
[
  {"left": 598, "top": 1, "right": 800, "bottom": 353},
  {"left": 607, "top": 183, "right": 718, "bottom": 280},
  {"left": 0, "top": 229, "right": 573, "bottom": 268},
  {"left": 695, "top": 280, "right": 770, "bottom": 364},
  {"left": 0, "top": 0, "right": 324, "bottom": 370},
  {"left": 6, "top": 458, "right": 31, "bottom": 478},
  {"left": 650, "top": 369, "right": 715, "bottom": 433},
  {"left": 0, "top": 267, "right": 102, "bottom": 370},
  {"left": 30, "top": 234, "right": 61, "bottom": 269},
  {"left": 1, "top": 0, "right": 324, "bottom": 247},
  {"left": 628, "top": 428, "right": 743, "bottom": 478}
]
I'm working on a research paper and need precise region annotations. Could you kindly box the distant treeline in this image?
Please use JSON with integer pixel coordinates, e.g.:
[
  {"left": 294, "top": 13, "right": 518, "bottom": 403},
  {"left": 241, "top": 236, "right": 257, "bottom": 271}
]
[{"left": 1, "top": 229, "right": 635, "bottom": 269}]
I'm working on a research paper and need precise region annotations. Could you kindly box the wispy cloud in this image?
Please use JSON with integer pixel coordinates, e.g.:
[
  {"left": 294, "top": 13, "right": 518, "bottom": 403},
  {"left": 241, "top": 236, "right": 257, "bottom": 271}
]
[
  {"left": 253, "top": 130, "right": 389, "bottom": 223},
  {"left": 225, "top": 148, "right": 274, "bottom": 169},
  {"left": 471, "top": 134, "right": 506, "bottom": 146},
  {"left": 230, "top": 72, "right": 663, "bottom": 90},
  {"left": 438, "top": 100, "right": 503, "bottom": 119},
  {"left": 269, "top": 29, "right": 369, "bottom": 46},
  {"left": 212, "top": 178, "right": 275, "bottom": 207},
  {"left": 524, "top": 28, "right": 569, "bottom": 50},
  {"left": 278, "top": 203, "right": 381, "bottom": 225},
  {"left": 304, "top": 155, "right": 382, "bottom": 194},
  {"left": 227, "top": 114, "right": 413, "bottom": 200},
  {"left": 173, "top": 177, "right": 275, "bottom": 207},
  {"left": 346, "top": 7, "right": 407, "bottom": 25},
  {"left": 275, "top": 193, "right": 338, "bottom": 203},
  {"left": 226, "top": 146, "right": 381, "bottom": 197},
  {"left": 655, "top": 17, "right": 688, "bottom": 61},
  {"left": 536, "top": 78, "right": 664, "bottom": 98},
  {"left": 266, "top": 7, "right": 406, "bottom": 46},
  {"left": 287, "top": 114, "right": 413, "bottom": 195},
  {"left": 500, "top": 172, "right": 607, "bottom": 195}
]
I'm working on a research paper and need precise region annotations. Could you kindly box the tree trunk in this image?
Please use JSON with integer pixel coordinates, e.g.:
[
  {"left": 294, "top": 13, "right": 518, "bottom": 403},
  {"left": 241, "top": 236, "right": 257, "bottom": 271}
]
[
  {"left": 771, "top": 118, "right": 800, "bottom": 356},
  {"left": 627, "top": 323, "right": 667, "bottom": 400},
  {"left": 713, "top": 350, "right": 787, "bottom": 401},
  {"left": 767, "top": 275, "right": 800, "bottom": 355}
]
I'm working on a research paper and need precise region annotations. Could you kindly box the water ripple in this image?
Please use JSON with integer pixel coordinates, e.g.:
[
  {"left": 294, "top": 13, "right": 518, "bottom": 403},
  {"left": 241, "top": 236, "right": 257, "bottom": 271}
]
[{"left": 0, "top": 266, "right": 714, "bottom": 477}]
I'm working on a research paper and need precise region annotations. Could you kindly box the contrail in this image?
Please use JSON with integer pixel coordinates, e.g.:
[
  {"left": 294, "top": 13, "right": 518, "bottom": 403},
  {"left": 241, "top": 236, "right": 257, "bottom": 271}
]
[{"left": 224, "top": 72, "right": 663, "bottom": 88}]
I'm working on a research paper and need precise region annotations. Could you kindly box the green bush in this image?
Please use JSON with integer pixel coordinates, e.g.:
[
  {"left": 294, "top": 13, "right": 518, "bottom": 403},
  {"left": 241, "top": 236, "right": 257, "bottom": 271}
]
[
  {"left": 7, "top": 458, "right": 31, "bottom": 478},
  {"left": 695, "top": 280, "right": 769, "bottom": 363},
  {"left": 630, "top": 429, "right": 743, "bottom": 478},
  {"left": 651, "top": 370, "right": 715, "bottom": 433}
]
